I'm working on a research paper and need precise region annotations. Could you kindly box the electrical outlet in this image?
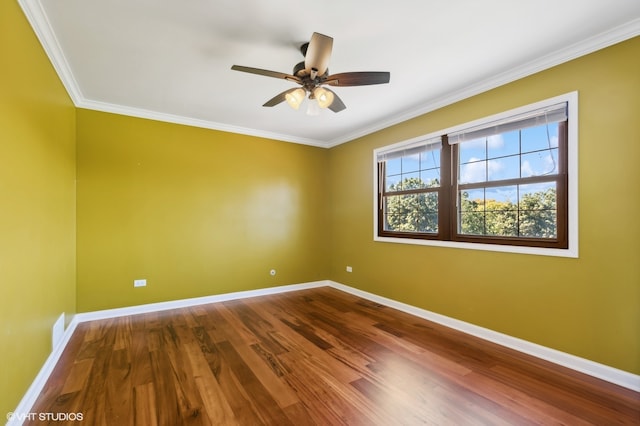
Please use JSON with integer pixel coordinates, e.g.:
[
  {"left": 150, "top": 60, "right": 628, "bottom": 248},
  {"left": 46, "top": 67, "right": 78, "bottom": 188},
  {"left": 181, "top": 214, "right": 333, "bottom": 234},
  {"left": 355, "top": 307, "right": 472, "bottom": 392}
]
[
  {"left": 134, "top": 279, "right": 147, "bottom": 287},
  {"left": 346, "top": 266, "right": 353, "bottom": 273}
]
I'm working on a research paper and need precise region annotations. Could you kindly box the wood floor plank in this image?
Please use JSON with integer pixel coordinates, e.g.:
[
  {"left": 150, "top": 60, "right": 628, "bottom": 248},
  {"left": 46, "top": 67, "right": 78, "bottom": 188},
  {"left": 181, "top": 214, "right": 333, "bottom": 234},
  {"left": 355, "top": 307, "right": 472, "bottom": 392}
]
[
  {"left": 213, "top": 354, "right": 270, "bottom": 425},
  {"left": 201, "top": 301, "right": 300, "bottom": 409},
  {"left": 24, "top": 286, "right": 640, "bottom": 425},
  {"left": 278, "top": 351, "right": 379, "bottom": 425},
  {"left": 133, "top": 382, "right": 158, "bottom": 426},
  {"left": 192, "top": 375, "right": 237, "bottom": 425},
  {"left": 103, "top": 347, "right": 133, "bottom": 425},
  {"left": 216, "top": 340, "right": 294, "bottom": 425},
  {"left": 210, "top": 304, "right": 260, "bottom": 345},
  {"left": 148, "top": 348, "right": 181, "bottom": 425},
  {"left": 281, "top": 401, "right": 317, "bottom": 425},
  {"left": 184, "top": 343, "right": 238, "bottom": 426},
  {"left": 246, "top": 296, "right": 364, "bottom": 384}
]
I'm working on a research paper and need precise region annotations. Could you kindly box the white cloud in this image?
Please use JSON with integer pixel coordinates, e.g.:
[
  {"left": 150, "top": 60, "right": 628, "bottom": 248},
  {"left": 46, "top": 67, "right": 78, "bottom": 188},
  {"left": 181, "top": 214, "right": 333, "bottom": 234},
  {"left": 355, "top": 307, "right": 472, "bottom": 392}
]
[
  {"left": 487, "top": 134, "right": 505, "bottom": 149},
  {"left": 460, "top": 157, "right": 486, "bottom": 183}
]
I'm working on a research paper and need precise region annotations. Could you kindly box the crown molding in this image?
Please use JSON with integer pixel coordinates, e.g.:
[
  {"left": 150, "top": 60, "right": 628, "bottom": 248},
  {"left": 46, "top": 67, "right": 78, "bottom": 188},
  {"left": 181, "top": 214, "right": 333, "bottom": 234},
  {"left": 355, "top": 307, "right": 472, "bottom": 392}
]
[
  {"left": 17, "top": 0, "right": 84, "bottom": 104},
  {"left": 77, "top": 99, "right": 328, "bottom": 147},
  {"left": 18, "top": 0, "right": 640, "bottom": 149}
]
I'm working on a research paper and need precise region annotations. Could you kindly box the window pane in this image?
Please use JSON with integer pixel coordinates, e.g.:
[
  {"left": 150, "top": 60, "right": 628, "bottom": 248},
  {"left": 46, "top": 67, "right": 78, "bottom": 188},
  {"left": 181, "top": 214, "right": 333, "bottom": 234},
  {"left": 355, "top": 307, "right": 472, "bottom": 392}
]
[
  {"left": 518, "top": 182, "right": 557, "bottom": 238},
  {"left": 421, "top": 150, "right": 440, "bottom": 170},
  {"left": 459, "top": 211, "right": 485, "bottom": 235},
  {"left": 521, "top": 148, "right": 559, "bottom": 177},
  {"left": 384, "top": 145, "right": 442, "bottom": 193},
  {"left": 386, "top": 174, "right": 401, "bottom": 191},
  {"left": 485, "top": 210, "right": 518, "bottom": 236},
  {"left": 401, "top": 172, "right": 422, "bottom": 189},
  {"left": 420, "top": 169, "right": 440, "bottom": 187},
  {"left": 487, "top": 155, "right": 520, "bottom": 181},
  {"left": 459, "top": 160, "right": 486, "bottom": 184},
  {"left": 522, "top": 123, "right": 558, "bottom": 153},
  {"left": 459, "top": 137, "right": 486, "bottom": 164},
  {"left": 459, "top": 188, "right": 485, "bottom": 235},
  {"left": 385, "top": 193, "right": 438, "bottom": 233},
  {"left": 487, "top": 131, "right": 519, "bottom": 158},
  {"left": 402, "top": 154, "right": 420, "bottom": 173},
  {"left": 486, "top": 185, "right": 517, "bottom": 204},
  {"left": 459, "top": 185, "right": 519, "bottom": 236},
  {"left": 460, "top": 189, "right": 485, "bottom": 212},
  {"left": 386, "top": 157, "right": 401, "bottom": 176}
]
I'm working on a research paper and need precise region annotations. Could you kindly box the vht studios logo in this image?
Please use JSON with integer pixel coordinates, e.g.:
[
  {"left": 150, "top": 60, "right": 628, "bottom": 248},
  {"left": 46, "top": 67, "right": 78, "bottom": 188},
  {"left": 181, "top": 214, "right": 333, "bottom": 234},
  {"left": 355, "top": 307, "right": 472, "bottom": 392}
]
[{"left": 7, "top": 411, "right": 84, "bottom": 422}]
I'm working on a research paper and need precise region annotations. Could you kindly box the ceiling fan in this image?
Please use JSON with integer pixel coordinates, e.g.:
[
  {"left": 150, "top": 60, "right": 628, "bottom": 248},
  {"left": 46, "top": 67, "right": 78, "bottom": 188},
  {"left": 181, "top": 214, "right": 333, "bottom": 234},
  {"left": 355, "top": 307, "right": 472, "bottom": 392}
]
[{"left": 231, "top": 32, "right": 390, "bottom": 114}]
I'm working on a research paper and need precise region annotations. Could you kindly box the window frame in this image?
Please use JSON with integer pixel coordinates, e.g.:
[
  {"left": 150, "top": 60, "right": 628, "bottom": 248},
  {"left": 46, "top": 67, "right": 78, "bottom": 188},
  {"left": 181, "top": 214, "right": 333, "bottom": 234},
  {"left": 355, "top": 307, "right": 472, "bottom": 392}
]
[{"left": 373, "top": 92, "right": 578, "bottom": 258}]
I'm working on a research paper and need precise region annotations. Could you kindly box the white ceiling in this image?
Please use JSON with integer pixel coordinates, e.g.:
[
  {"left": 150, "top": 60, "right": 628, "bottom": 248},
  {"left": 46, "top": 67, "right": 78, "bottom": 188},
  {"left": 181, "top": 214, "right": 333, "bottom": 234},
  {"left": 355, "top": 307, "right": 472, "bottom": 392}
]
[{"left": 19, "top": 0, "right": 640, "bottom": 147}]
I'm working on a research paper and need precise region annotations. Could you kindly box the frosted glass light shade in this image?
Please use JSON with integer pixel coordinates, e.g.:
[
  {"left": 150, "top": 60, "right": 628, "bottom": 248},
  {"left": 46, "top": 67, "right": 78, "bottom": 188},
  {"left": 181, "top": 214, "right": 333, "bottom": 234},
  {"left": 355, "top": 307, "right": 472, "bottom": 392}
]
[
  {"left": 313, "top": 87, "right": 334, "bottom": 108},
  {"left": 285, "top": 88, "right": 306, "bottom": 110}
]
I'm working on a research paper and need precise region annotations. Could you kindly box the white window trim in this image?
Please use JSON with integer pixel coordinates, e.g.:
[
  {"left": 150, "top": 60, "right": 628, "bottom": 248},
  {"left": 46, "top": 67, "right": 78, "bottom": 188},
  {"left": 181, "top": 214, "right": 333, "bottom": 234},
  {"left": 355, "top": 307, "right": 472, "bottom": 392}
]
[{"left": 373, "top": 91, "right": 579, "bottom": 258}]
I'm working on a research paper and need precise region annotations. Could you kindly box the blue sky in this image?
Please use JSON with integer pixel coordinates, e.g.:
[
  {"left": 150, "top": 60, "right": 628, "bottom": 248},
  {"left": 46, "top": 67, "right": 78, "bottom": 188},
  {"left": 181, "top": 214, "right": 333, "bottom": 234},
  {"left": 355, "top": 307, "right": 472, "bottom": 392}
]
[
  {"left": 459, "top": 124, "right": 559, "bottom": 184},
  {"left": 384, "top": 123, "right": 560, "bottom": 198}
]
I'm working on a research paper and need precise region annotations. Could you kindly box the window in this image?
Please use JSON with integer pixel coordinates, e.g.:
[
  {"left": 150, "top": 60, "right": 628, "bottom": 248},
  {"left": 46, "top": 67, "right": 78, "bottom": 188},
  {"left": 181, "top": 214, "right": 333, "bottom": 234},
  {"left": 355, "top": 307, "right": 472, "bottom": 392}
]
[
  {"left": 374, "top": 93, "right": 578, "bottom": 257},
  {"left": 377, "top": 137, "right": 443, "bottom": 235}
]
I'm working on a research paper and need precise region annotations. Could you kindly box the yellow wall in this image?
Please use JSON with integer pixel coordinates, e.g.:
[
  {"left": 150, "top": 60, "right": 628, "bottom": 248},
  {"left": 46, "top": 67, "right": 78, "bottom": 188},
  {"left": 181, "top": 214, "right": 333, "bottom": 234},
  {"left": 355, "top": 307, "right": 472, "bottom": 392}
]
[
  {"left": 328, "top": 37, "right": 640, "bottom": 374},
  {"left": 76, "top": 110, "right": 330, "bottom": 311},
  {"left": 4, "top": 3, "right": 638, "bottom": 412},
  {"left": 0, "top": 1, "right": 77, "bottom": 415}
]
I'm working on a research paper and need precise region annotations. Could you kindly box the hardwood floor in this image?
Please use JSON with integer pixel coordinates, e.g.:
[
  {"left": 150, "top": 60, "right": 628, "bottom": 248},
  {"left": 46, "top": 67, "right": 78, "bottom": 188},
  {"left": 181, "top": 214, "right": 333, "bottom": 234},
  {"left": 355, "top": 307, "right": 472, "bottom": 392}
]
[{"left": 26, "top": 287, "right": 639, "bottom": 425}]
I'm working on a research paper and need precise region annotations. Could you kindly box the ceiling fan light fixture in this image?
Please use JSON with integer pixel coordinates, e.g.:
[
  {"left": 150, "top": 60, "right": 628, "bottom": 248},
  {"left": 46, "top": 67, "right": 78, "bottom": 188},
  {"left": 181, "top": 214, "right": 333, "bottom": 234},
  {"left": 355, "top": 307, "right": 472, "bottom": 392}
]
[
  {"left": 231, "top": 32, "right": 390, "bottom": 114},
  {"left": 285, "top": 88, "right": 306, "bottom": 110},
  {"left": 313, "top": 87, "right": 334, "bottom": 109}
]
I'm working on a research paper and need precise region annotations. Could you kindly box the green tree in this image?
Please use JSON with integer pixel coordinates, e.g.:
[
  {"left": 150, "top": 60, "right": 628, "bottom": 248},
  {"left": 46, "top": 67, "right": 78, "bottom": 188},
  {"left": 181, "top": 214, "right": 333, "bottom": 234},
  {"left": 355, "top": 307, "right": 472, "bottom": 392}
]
[
  {"left": 459, "top": 191, "right": 487, "bottom": 235},
  {"left": 459, "top": 193, "right": 518, "bottom": 236},
  {"left": 387, "top": 181, "right": 557, "bottom": 239},
  {"left": 459, "top": 188, "right": 556, "bottom": 238},
  {"left": 385, "top": 177, "right": 438, "bottom": 233},
  {"left": 519, "top": 188, "right": 557, "bottom": 238}
]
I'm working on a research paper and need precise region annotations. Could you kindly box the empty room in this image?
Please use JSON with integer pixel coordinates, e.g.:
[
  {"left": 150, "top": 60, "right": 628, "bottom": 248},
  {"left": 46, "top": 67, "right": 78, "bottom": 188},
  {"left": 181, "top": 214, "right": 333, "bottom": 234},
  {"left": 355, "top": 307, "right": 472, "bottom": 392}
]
[{"left": 2, "top": 0, "right": 639, "bottom": 424}]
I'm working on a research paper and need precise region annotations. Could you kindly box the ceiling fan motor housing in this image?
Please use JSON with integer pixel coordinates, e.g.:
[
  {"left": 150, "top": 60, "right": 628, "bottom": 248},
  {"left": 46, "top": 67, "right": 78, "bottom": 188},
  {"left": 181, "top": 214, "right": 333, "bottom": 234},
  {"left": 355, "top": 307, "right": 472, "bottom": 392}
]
[
  {"left": 300, "top": 41, "right": 309, "bottom": 57},
  {"left": 293, "top": 61, "right": 328, "bottom": 93},
  {"left": 293, "top": 61, "right": 306, "bottom": 77}
]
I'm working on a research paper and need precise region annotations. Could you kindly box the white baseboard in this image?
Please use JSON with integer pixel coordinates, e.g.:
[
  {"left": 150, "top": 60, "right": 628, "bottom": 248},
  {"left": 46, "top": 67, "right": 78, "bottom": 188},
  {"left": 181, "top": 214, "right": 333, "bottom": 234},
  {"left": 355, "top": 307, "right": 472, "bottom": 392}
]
[
  {"left": 10, "top": 279, "right": 639, "bottom": 421},
  {"left": 326, "top": 280, "right": 640, "bottom": 392},
  {"left": 7, "top": 315, "right": 80, "bottom": 426},
  {"left": 51, "top": 313, "right": 65, "bottom": 350},
  {"left": 74, "top": 281, "right": 328, "bottom": 323}
]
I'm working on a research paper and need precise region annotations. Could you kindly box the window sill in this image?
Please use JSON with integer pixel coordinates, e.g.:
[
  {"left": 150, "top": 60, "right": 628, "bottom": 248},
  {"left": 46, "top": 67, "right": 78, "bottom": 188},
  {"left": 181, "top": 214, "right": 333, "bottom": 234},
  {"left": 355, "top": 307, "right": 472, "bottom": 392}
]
[{"left": 374, "top": 235, "right": 578, "bottom": 258}]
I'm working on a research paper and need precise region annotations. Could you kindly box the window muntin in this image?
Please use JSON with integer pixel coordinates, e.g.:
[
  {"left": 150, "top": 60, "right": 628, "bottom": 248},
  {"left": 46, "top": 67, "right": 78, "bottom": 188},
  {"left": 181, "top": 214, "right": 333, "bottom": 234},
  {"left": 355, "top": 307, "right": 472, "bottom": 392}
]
[{"left": 375, "top": 95, "right": 575, "bottom": 255}]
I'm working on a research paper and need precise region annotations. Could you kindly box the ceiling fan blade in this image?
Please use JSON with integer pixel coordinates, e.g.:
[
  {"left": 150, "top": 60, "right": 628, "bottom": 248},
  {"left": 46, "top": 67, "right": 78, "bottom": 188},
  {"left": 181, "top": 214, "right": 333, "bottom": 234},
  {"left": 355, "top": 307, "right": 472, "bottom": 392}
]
[
  {"left": 324, "top": 71, "right": 390, "bottom": 86},
  {"left": 304, "top": 32, "right": 333, "bottom": 76},
  {"left": 326, "top": 89, "right": 346, "bottom": 113},
  {"left": 263, "top": 88, "right": 300, "bottom": 107},
  {"left": 231, "top": 65, "right": 301, "bottom": 84}
]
